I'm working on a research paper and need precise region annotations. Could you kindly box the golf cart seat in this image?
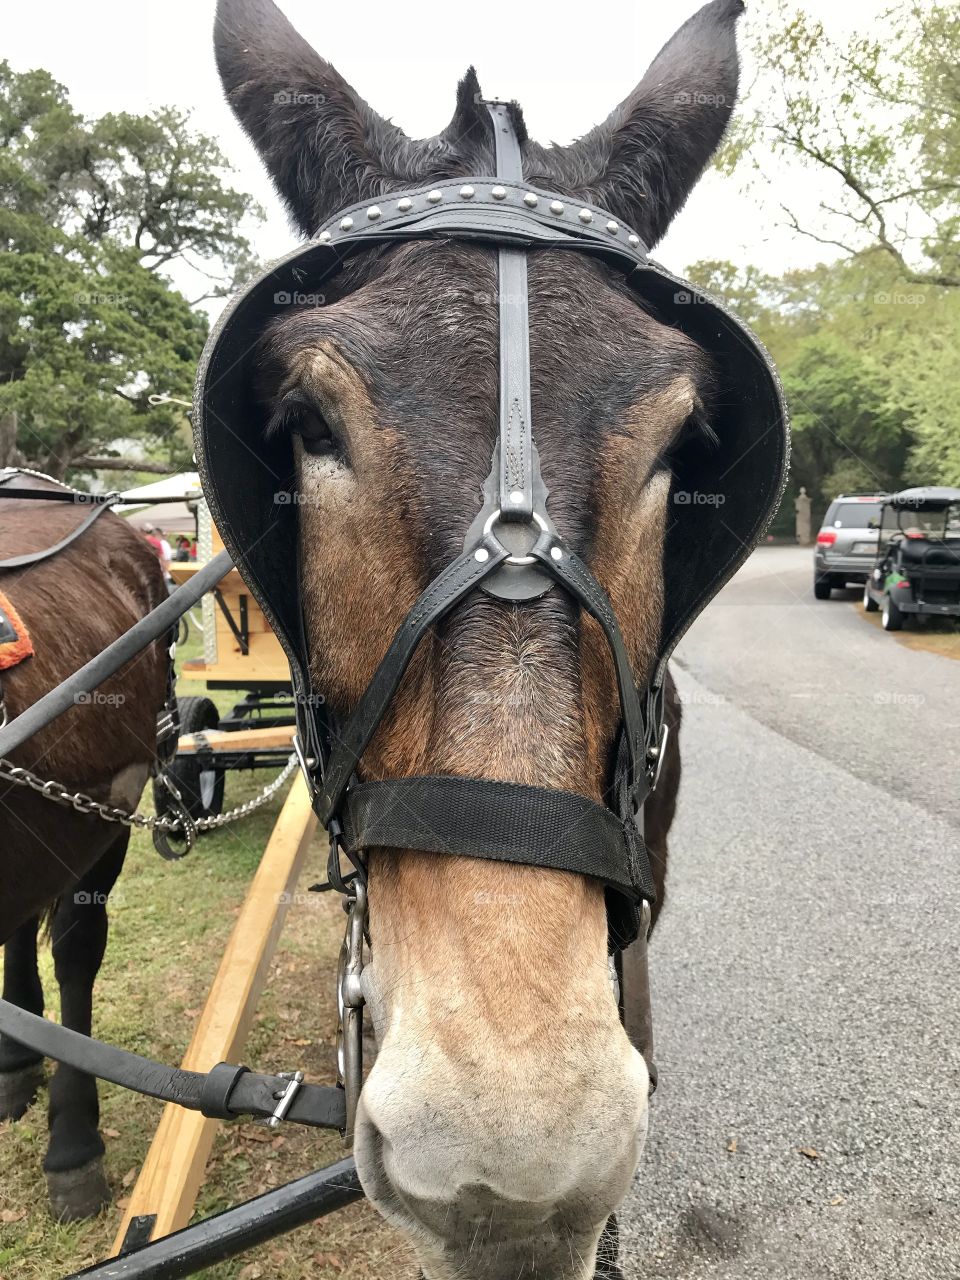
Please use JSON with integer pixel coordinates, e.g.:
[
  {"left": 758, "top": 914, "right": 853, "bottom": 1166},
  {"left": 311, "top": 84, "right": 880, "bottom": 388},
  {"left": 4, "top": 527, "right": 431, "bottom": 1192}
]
[{"left": 896, "top": 537, "right": 960, "bottom": 570}]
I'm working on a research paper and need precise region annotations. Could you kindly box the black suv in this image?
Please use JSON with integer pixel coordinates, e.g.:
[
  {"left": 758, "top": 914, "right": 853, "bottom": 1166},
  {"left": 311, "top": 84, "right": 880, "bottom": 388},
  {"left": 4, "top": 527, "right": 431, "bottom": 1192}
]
[{"left": 814, "top": 493, "right": 887, "bottom": 599}]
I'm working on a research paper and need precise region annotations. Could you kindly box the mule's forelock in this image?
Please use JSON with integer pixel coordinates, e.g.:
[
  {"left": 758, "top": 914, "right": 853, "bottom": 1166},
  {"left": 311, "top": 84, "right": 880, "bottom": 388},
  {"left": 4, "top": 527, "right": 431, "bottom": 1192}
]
[{"left": 214, "top": 0, "right": 744, "bottom": 243}]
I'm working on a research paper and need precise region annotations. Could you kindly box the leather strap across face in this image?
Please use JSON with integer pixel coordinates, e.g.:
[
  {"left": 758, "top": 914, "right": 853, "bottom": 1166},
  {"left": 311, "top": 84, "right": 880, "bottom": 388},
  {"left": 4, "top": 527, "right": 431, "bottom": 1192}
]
[
  {"left": 315, "top": 533, "right": 510, "bottom": 827},
  {"left": 340, "top": 774, "right": 656, "bottom": 904},
  {"left": 486, "top": 102, "right": 534, "bottom": 523}
]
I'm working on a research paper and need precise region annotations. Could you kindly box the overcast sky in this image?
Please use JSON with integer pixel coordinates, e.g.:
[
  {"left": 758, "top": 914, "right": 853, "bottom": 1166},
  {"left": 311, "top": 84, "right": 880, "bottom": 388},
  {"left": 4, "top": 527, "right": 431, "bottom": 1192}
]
[{"left": 7, "top": 0, "right": 890, "bottom": 314}]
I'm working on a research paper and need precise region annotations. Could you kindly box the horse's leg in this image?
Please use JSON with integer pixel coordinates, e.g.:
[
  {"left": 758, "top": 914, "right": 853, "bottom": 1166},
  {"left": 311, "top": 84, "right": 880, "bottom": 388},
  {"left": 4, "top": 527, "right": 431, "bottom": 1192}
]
[
  {"left": 0, "top": 915, "right": 46, "bottom": 1117},
  {"left": 44, "top": 828, "right": 129, "bottom": 1221}
]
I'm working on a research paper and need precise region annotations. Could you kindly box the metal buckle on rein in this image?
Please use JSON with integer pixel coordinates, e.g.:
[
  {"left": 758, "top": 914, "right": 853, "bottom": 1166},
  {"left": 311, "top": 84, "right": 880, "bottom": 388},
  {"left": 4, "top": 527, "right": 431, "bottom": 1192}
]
[
  {"left": 292, "top": 732, "right": 316, "bottom": 788},
  {"left": 259, "top": 1070, "right": 304, "bottom": 1129},
  {"left": 646, "top": 721, "right": 669, "bottom": 793},
  {"left": 336, "top": 878, "right": 366, "bottom": 1144}
]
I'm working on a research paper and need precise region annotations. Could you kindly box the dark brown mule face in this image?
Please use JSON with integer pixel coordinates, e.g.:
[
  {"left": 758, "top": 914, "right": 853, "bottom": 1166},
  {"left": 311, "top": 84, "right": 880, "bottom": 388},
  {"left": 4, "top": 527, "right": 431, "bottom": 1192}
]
[{"left": 215, "top": 0, "right": 745, "bottom": 1275}]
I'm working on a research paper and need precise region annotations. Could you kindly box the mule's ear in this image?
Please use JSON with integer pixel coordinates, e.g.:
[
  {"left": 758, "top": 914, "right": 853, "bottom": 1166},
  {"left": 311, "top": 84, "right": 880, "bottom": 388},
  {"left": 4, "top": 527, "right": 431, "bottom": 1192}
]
[
  {"left": 554, "top": 0, "right": 744, "bottom": 246},
  {"left": 214, "top": 0, "right": 405, "bottom": 234}
]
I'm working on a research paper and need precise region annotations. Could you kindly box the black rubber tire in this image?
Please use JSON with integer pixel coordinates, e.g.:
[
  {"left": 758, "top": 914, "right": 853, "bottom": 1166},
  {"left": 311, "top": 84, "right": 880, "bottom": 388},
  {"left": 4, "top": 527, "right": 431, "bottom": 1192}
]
[
  {"left": 157, "top": 696, "right": 225, "bottom": 821},
  {"left": 881, "top": 592, "right": 904, "bottom": 632},
  {"left": 863, "top": 583, "right": 879, "bottom": 613},
  {"left": 814, "top": 576, "right": 832, "bottom": 600}
]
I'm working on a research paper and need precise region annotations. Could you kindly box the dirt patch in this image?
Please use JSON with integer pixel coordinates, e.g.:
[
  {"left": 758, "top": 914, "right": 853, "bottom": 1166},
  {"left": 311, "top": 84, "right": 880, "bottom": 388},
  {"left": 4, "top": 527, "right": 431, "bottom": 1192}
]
[{"left": 857, "top": 604, "right": 960, "bottom": 660}]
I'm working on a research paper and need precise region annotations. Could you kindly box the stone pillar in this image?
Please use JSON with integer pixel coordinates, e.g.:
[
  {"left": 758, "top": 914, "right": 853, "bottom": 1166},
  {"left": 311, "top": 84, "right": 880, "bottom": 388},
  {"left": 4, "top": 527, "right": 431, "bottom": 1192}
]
[{"left": 794, "top": 486, "right": 812, "bottom": 545}]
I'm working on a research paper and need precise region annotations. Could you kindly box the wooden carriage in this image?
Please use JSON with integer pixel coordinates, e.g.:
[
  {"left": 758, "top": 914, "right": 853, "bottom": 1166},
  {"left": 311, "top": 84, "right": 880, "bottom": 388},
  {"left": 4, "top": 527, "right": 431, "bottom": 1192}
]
[{"left": 164, "top": 500, "right": 296, "bottom": 811}]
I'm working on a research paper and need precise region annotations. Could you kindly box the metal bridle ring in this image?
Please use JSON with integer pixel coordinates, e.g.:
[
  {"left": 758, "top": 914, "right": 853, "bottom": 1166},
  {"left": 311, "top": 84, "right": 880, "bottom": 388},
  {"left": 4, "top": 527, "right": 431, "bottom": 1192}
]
[{"left": 481, "top": 508, "right": 549, "bottom": 566}]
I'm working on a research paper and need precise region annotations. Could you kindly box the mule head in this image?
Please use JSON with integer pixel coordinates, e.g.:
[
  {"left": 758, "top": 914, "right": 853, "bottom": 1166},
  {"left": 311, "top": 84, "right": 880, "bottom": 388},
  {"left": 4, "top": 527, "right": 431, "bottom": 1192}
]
[{"left": 215, "top": 1, "right": 742, "bottom": 1275}]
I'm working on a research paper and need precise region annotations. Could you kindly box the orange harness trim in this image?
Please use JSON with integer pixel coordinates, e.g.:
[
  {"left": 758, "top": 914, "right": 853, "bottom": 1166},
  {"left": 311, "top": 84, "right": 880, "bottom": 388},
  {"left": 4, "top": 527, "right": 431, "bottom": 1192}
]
[{"left": 0, "top": 588, "right": 33, "bottom": 670}]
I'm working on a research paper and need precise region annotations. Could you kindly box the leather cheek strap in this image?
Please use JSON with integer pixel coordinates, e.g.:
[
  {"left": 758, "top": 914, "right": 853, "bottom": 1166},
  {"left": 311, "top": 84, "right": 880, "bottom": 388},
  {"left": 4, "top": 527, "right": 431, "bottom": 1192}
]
[
  {"left": 316, "top": 535, "right": 510, "bottom": 827},
  {"left": 530, "top": 534, "right": 650, "bottom": 806}
]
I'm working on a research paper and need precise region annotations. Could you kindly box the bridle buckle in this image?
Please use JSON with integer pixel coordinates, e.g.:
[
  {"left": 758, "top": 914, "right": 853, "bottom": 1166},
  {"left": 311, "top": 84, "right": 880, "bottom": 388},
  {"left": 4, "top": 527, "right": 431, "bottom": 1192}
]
[
  {"left": 260, "top": 1070, "right": 304, "bottom": 1128},
  {"left": 646, "top": 720, "right": 670, "bottom": 794},
  {"left": 336, "top": 878, "right": 367, "bottom": 1144}
]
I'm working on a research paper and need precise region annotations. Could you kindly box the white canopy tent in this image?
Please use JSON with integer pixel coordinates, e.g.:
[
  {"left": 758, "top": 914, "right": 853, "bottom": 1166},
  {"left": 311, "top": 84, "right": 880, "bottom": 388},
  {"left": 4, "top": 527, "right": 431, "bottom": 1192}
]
[{"left": 119, "top": 472, "right": 203, "bottom": 536}]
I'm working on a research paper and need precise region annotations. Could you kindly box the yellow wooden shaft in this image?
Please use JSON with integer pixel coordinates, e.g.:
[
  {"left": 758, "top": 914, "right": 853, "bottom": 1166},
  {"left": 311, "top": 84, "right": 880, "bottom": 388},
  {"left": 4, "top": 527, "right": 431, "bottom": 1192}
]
[
  {"left": 110, "top": 774, "right": 318, "bottom": 1250},
  {"left": 176, "top": 725, "right": 296, "bottom": 753}
]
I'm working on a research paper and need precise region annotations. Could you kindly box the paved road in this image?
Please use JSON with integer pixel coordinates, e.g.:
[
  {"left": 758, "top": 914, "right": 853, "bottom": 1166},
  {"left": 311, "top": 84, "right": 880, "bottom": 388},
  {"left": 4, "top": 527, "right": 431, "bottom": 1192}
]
[{"left": 619, "top": 546, "right": 960, "bottom": 1280}]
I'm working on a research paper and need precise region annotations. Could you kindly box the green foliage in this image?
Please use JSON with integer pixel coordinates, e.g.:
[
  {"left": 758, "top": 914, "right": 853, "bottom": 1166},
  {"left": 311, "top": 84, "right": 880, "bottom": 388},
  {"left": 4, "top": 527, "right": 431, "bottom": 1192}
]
[
  {"left": 690, "top": 254, "right": 960, "bottom": 514},
  {"left": 722, "top": 2, "right": 960, "bottom": 288},
  {"left": 0, "top": 62, "right": 261, "bottom": 479},
  {"left": 697, "top": 4, "right": 959, "bottom": 514}
]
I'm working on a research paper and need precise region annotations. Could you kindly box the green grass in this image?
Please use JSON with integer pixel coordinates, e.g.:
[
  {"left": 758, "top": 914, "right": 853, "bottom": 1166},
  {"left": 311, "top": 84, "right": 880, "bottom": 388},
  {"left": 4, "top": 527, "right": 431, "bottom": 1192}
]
[{"left": 0, "top": 637, "right": 409, "bottom": 1278}]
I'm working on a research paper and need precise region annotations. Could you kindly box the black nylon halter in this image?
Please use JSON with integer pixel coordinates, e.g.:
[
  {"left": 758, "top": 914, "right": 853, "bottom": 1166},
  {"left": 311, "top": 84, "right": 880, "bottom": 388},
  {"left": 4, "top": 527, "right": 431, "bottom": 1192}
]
[{"left": 304, "top": 102, "right": 659, "bottom": 945}]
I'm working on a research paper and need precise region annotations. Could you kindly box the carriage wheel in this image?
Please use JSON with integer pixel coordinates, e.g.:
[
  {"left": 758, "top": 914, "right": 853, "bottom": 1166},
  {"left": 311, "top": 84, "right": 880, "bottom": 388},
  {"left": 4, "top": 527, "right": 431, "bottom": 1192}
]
[
  {"left": 158, "top": 696, "right": 226, "bottom": 821},
  {"left": 863, "top": 583, "right": 879, "bottom": 613}
]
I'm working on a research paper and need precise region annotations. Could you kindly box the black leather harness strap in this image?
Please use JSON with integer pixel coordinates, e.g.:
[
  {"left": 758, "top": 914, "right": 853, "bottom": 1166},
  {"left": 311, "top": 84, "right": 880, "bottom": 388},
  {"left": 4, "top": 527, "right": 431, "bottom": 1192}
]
[
  {"left": 0, "top": 549, "right": 234, "bottom": 759},
  {"left": 0, "top": 493, "right": 116, "bottom": 570},
  {"left": 0, "top": 997, "right": 346, "bottom": 1130},
  {"left": 487, "top": 102, "right": 534, "bottom": 523},
  {"left": 315, "top": 515, "right": 656, "bottom": 914},
  {"left": 316, "top": 536, "right": 511, "bottom": 826},
  {"left": 0, "top": 472, "right": 197, "bottom": 570},
  {"left": 341, "top": 775, "right": 656, "bottom": 902}
]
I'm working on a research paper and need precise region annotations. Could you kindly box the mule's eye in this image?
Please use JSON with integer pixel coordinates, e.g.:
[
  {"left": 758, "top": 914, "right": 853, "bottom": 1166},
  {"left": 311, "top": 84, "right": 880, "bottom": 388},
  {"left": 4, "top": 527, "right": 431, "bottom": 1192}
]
[
  {"left": 668, "top": 407, "right": 717, "bottom": 457},
  {"left": 296, "top": 407, "right": 337, "bottom": 457},
  {"left": 268, "top": 389, "right": 344, "bottom": 461}
]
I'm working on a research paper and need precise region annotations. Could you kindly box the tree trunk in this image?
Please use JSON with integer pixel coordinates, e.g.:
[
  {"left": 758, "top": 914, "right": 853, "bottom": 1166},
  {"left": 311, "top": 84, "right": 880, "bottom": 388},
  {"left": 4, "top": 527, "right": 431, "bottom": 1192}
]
[
  {"left": 41, "top": 450, "right": 69, "bottom": 480},
  {"left": 0, "top": 411, "right": 23, "bottom": 469}
]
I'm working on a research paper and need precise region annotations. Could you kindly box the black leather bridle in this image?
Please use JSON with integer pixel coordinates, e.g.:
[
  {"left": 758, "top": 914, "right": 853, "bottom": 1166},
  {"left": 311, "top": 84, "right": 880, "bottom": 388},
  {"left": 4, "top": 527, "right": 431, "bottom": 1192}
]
[
  {"left": 271, "top": 103, "right": 671, "bottom": 1136},
  {"left": 288, "top": 105, "right": 664, "bottom": 943},
  {"left": 194, "top": 96, "right": 789, "bottom": 1139}
]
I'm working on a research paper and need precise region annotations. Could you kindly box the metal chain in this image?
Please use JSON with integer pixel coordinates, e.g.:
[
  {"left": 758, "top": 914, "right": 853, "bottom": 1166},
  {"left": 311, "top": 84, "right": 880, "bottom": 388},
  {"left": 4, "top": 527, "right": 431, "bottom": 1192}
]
[{"left": 0, "top": 753, "right": 298, "bottom": 833}]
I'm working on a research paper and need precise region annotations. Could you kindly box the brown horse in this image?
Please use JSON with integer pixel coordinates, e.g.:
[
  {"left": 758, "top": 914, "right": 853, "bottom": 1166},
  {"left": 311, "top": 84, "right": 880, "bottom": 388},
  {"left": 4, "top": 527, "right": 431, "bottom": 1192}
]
[
  {"left": 212, "top": 0, "right": 743, "bottom": 1274},
  {"left": 0, "top": 472, "right": 168, "bottom": 1219}
]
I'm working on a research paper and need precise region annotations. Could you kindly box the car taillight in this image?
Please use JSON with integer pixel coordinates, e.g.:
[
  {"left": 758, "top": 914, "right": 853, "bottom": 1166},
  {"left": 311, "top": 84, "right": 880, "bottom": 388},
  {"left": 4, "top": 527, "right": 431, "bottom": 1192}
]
[
  {"left": 897, "top": 580, "right": 911, "bottom": 588},
  {"left": 817, "top": 530, "right": 836, "bottom": 546}
]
